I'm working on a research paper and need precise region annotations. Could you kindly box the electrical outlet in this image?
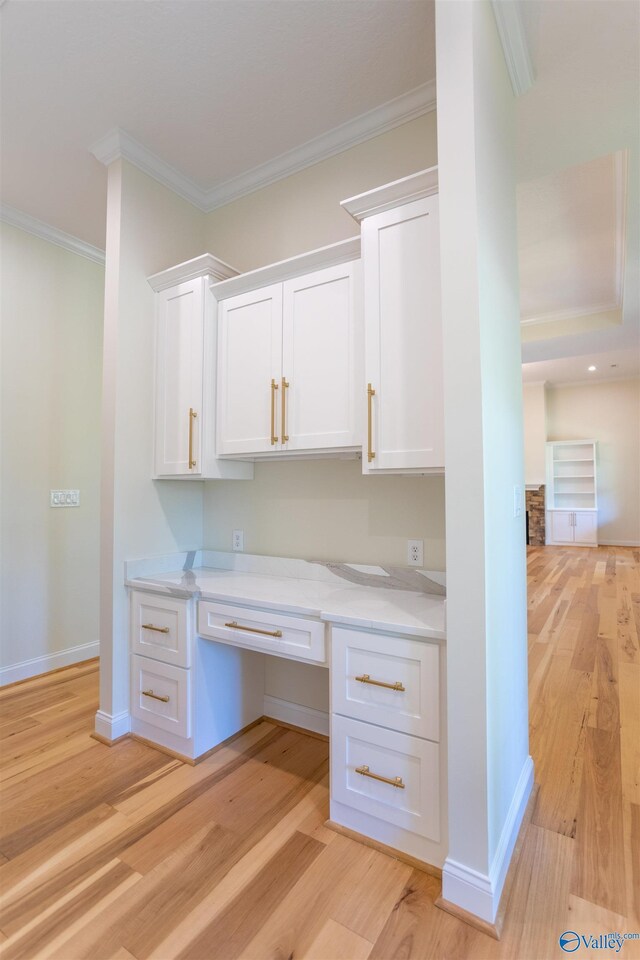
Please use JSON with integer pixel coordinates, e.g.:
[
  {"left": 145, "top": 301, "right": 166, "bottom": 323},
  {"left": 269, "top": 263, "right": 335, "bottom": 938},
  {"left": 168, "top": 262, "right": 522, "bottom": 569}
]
[
  {"left": 232, "top": 529, "right": 244, "bottom": 552},
  {"left": 407, "top": 539, "right": 424, "bottom": 567},
  {"left": 50, "top": 489, "right": 80, "bottom": 508}
]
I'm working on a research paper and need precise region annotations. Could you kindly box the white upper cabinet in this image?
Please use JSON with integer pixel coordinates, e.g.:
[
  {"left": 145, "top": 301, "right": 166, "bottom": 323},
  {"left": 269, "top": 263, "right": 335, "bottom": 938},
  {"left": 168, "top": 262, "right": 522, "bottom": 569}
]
[
  {"left": 148, "top": 255, "right": 253, "bottom": 481},
  {"left": 342, "top": 168, "right": 444, "bottom": 475},
  {"left": 214, "top": 240, "right": 361, "bottom": 459}
]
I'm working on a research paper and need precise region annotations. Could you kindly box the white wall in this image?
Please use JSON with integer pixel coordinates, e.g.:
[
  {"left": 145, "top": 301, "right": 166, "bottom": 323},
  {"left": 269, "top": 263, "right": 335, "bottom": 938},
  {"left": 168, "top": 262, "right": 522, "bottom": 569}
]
[
  {"left": 0, "top": 223, "right": 103, "bottom": 682},
  {"left": 97, "top": 160, "right": 207, "bottom": 738},
  {"left": 437, "top": 0, "right": 531, "bottom": 924},
  {"left": 547, "top": 378, "right": 640, "bottom": 545},
  {"left": 522, "top": 381, "right": 547, "bottom": 486}
]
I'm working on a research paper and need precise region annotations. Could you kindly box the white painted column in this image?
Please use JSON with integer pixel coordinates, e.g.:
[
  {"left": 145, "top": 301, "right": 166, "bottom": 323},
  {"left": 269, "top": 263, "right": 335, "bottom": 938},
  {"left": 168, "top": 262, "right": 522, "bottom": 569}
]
[{"left": 436, "top": 0, "right": 533, "bottom": 924}]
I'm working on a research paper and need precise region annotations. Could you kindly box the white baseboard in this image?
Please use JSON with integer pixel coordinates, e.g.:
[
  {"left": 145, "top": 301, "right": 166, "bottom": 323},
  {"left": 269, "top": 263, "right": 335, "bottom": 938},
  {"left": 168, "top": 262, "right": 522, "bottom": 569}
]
[
  {"left": 263, "top": 695, "right": 329, "bottom": 737},
  {"left": 598, "top": 540, "right": 640, "bottom": 547},
  {"left": 0, "top": 641, "right": 99, "bottom": 687},
  {"left": 94, "top": 709, "right": 131, "bottom": 741},
  {"left": 442, "top": 754, "right": 534, "bottom": 924}
]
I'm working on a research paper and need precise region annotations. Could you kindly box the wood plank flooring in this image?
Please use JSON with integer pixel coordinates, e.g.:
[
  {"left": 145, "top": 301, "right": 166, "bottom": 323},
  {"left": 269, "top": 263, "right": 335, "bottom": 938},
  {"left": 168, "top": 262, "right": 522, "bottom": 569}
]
[{"left": 0, "top": 546, "right": 638, "bottom": 959}]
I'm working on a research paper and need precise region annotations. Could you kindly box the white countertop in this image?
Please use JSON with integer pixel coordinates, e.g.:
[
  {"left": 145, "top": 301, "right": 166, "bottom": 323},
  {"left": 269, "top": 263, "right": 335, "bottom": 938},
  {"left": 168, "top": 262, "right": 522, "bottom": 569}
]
[{"left": 127, "top": 562, "right": 446, "bottom": 641}]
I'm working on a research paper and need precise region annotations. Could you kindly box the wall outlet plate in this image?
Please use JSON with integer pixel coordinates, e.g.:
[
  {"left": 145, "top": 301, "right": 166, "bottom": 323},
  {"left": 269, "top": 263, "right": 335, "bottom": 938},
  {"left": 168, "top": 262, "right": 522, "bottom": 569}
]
[
  {"left": 232, "top": 529, "right": 244, "bottom": 552},
  {"left": 407, "top": 539, "right": 424, "bottom": 567},
  {"left": 50, "top": 489, "right": 80, "bottom": 507}
]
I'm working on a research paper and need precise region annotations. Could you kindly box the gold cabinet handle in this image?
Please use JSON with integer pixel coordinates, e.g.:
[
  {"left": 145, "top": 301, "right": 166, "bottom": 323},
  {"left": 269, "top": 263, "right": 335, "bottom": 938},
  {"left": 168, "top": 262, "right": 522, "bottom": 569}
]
[
  {"left": 188, "top": 407, "right": 198, "bottom": 469},
  {"left": 270, "top": 379, "right": 279, "bottom": 445},
  {"left": 355, "top": 764, "right": 405, "bottom": 789},
  {"left": 142, "top": 689, "right": 170, "bottom": 703},
  {"left": 367, "top": 383, "right": 376, "bottom": 462},
  {"left": 281, "top": 377, "right": 289, "bottom": 443},
  {"left": 355, "top": 673, "right": 405, "bottom": 692},
  {"left": 224, "top": 620, "right": 283, "bottom": 638},
  {"left": 141, "top": 623, "right": 170, "bottom": 634}
]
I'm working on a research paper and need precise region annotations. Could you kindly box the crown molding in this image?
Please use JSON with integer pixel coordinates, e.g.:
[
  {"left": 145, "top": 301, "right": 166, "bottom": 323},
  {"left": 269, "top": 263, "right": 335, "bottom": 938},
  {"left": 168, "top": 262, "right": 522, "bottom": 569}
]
[
  {"left": 520, "top": 302, "right": 620, "bottom": 327},
  {"left": 148, "top": 253, "right": 239, "bottom": 292},
  {"left": 90, "top": 129, "right": 209, "bottom": 210},
  {"left": 491, "top": 1, "right": 535, "bottom": 96},
  {"left": 0, "top": 204, "right": 105, "bottom": 264},
  {"left": 210, "top": 237, "right": 360, "bottom": 301},
  {"left": 203, "top": 81, "right": 437, "bottom": 211},
  {"left": 341, "top": 166, "right": 438, "bottom": 222},
  {"left": 90, "top": 81, "right": 436, "bottom": 215}
]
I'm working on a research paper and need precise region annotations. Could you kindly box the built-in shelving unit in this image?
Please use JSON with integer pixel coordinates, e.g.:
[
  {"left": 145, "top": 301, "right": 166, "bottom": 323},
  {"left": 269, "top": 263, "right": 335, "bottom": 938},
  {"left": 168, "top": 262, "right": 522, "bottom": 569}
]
[{"left": 545, "top": 440, "right": 598, "bottom": 546}]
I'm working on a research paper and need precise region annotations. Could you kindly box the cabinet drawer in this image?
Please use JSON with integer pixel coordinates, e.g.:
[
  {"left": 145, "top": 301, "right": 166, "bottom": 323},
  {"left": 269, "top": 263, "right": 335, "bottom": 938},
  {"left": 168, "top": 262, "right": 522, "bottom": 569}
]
[
  {"left": 331, "top": 715, "right": 440, "bottom": 842},
  {"left": 130, "top": 591, "right": 190, "bottom": 667},
  {"left": 331, "top": 627, "right": 439, "bottom": 740},
  {"left": 198, "top": 600, "right": 326, "bottom": 664},
  {"left": 131, "top": 655, "right": 190, "bottom": 738}
]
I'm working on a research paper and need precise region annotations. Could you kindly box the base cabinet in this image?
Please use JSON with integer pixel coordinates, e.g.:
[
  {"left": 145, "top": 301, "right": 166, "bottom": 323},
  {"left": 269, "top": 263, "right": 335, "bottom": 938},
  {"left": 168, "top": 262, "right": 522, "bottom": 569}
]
[{"left": 547, "top": 510, "right": 598, "bottom": 546}]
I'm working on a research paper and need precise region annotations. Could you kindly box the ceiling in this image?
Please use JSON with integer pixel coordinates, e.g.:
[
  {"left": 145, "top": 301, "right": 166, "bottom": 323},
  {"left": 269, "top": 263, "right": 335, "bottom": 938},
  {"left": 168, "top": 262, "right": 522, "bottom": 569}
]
[
  {"left": 1, "top": 0, "right": 638, "bottom": 383},
  {"left": 522, "top": 347, "right": 639, "bottom": 386}
]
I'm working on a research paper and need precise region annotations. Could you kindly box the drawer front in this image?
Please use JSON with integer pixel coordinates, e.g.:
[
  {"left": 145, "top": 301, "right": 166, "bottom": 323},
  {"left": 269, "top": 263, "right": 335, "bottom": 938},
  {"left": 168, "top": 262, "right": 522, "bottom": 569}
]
[
  {"left": 130, "top": 591, "right": 190, "bottom": 667},
  {"left": 197, "top": 600, "right": 326, "bottom": 664},
  {"left": 131, "top": 655, "right": 191, "bottom": 738},
  {"left": 331, "top": 627, "right": 439, "bottom": 740},
  {"left": 331, "top": 715, "right": 440, "bottom": 842}
]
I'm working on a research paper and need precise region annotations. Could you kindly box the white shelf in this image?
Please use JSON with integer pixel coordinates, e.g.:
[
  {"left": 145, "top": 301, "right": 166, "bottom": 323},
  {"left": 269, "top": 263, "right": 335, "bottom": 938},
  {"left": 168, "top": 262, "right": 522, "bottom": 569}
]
[{"left": 546, "top": 440, "right": 598, "bottom": 514}]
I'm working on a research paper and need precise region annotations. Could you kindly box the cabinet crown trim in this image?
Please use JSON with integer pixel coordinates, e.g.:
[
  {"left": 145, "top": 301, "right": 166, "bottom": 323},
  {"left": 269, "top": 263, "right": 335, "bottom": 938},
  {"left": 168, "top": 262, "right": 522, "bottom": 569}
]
[
  {"left": 341, "top": 166, "right": 439, "bottom": 222},
  {"left": 148, "top": 253, "right": 239, "bottom": 291},
  {"left": 210, "top": 237, "right": 361, "bottom": 301}
]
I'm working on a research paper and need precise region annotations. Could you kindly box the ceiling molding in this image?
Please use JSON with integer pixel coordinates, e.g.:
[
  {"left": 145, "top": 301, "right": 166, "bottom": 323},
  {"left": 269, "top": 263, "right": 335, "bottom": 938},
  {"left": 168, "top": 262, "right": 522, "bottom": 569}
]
[
  {"left": 90, "top": 129, "right": 209, "bottom": 210},
  {"left": 89, "top": 81, "right": 436, "bottom": 214},
  {"left": 521, "top": 302, "right": 620, "bottom": 327},
  {"left": 203, "top": 81, "right": 437, "bottom": 211},
  {"left": 0, "top": 204, "right": 105, "bottom": 264},
  {"left": 492, "top": 1, "right": 535, "bottom": 96}
]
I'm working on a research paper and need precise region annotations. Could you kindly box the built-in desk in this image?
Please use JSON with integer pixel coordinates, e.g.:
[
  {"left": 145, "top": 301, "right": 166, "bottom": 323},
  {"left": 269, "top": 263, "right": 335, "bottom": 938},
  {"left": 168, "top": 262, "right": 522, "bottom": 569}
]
[{"left": 126, "top": 551, "right": 447, "bottom": 870}]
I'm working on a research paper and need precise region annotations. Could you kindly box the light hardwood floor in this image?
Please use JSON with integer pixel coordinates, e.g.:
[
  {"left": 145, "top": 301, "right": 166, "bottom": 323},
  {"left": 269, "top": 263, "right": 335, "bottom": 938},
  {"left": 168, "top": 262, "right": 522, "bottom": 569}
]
[{"left": 0, "top": 546, "right": 638, "bottom": 959}]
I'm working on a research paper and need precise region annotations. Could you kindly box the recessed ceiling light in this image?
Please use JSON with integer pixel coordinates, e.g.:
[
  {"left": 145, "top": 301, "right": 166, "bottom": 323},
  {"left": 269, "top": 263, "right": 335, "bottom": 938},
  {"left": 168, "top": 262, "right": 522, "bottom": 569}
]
[{"left": 588, "top": 365, "right": 597, "bottom": 372}]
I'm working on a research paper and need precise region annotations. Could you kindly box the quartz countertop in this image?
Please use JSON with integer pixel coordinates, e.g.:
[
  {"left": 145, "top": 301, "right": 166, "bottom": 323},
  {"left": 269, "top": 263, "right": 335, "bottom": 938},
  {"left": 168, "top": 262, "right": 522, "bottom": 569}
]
[{"left": 126, "top": 554, "right": 446, "bottom": 641}]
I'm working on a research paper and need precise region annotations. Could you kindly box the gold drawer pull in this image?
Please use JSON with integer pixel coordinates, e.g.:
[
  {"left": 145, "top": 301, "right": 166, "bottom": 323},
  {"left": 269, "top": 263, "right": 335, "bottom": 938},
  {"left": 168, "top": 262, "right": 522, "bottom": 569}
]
[
  {"left": 188, "top": 407, "right": 198, "bottom": 469},
  {"left": 355, "top": 765, "right": 405, "bottom": 789},
  {"left": 142, "top": 623, "right": 170, "bottom": 634},
  {"left": 142, "top": 689, "right": 170, "bottom": 703},
  {"left": 367, "top": 383, "right": 376, "bottom": 462},
  {"left": 225, "top": 620, "right": 283, "bottom": 638},
  {"left": 270, "top": 379, "right": 279, "bottom": 445},
  {"left": 355, "top": 673, "right": 405, "bottom": 692}
]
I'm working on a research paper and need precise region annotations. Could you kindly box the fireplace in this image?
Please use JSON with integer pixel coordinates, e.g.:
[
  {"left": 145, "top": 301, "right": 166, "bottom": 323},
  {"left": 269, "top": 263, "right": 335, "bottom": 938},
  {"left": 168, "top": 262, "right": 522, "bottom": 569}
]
[{"left": 525, "top": 485, "right": 546, "bottom": 546}]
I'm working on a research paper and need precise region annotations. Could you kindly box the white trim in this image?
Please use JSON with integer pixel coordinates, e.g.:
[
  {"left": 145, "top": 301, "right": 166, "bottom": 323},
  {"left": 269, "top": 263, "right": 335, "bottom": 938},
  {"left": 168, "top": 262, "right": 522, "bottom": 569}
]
[
  {"left": 0, "top": 205, "right": 105, "bottom": 264},
  {"left": 263, "top": 695, "right": 329, "bottom": 737},
  {"left": 90, "top": 129, "right": 208, "bottom": 209},
  {"left": 491, "top": 1, "right": 535, "bottom": 96},
  {"left": 211, "top": 237, "right": 361, "bottom": 301},
  {"left": 0, "top": 641, "right": 99, "bottom": 687},
  {"left": 90, "top": 82, "right": 437, "bottom": 214},
  {"left": 520, "top": 301, "right": 621, "bottom": 327},
  {"left": 598, "top": 539, "right": 640, "bottom": 547},
  {"left": 204, "top": 82, "right": 436, "bottom": 211},
  {"left": 148, "top": 253, "right": 238, "bottom": 291},
  {"left": 442, "top": 755, "right": 534, "bottom": 924},
  {"left": 341, "top": 166, "right": 439, "bottom": 222},
  {"left": 94, "top": 709, "right": 131, "bottom": 741}
]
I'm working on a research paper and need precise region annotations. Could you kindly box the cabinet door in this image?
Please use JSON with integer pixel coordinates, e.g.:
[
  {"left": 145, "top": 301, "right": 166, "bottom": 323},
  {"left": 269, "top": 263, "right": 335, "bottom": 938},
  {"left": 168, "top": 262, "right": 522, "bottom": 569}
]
[
  {"left": 217, "top": 284, "right": 283, "bottom": 456},
  {"left": 282, "top": 262, "right": 360, "bottom": 452},
  {"left": 154, "top": 279, "right": 204, "bottom": 476},
  {"left": 573, "top": 511, "right": 597, "bottom": 545},
  {"left": 362, "top": 195, "right": 444, "bottom": 473},
  {"left": 550, "top": 511, "right": 574, "bottom": 543}
]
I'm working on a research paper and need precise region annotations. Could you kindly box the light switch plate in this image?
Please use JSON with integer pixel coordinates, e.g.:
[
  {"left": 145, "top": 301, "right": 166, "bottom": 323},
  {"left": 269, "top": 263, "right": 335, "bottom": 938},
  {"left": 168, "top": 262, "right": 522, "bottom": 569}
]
[
  {"left": 513, "top": 485, "right": 523, "bottom": 519},
  {"left": 50, "top": 489, "right": 80, "bottom": 507}
]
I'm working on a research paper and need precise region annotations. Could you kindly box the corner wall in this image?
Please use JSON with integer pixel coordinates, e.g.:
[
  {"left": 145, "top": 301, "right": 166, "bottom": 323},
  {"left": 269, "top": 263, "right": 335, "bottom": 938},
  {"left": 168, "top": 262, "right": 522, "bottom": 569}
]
[{"left": 1, "top": 223, "right": 104, "bottom": 682}]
